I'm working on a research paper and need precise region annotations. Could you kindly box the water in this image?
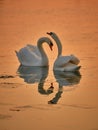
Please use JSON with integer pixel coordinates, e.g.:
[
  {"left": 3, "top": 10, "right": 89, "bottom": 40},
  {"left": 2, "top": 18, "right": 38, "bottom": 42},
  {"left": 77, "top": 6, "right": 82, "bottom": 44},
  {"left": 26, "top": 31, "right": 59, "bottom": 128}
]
[{"left": 0, "top": 0, "right": 98, "bottom": 130}]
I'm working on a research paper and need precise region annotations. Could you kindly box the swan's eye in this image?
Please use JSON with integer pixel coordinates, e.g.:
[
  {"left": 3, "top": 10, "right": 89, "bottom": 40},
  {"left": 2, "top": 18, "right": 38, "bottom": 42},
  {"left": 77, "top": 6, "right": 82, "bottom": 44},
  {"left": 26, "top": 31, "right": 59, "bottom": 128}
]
[
  {"left": 47, "top": 32, "right": 53, "bottom": 35},
  {"left": 50, "top": 32, "right": 53, "bottom": 35}
]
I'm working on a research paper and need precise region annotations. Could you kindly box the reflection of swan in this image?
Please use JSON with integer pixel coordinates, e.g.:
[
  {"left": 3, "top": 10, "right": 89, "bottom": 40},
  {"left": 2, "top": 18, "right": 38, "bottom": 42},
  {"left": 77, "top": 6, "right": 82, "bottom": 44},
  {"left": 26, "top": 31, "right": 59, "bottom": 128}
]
[
  {"left": 47, "top": 32, "right": 81, "bottom": 71},
  {"left": 17, "top": 65, "right": 49, "bottom": 84},
  {"left": 15, "top": 37, "right": 53, "bottom": 66},
  {"left": 48, "top": 70, "right": 81, "bottom": 104},
  {"left": 53, "top": 70, "right": 81, "bottom": 86},
  {"left": 48, "top": 85, "right": 63, "bottom": 104},
  {"left": 17, "top": 65, "right": 53, "bottom": 95}
]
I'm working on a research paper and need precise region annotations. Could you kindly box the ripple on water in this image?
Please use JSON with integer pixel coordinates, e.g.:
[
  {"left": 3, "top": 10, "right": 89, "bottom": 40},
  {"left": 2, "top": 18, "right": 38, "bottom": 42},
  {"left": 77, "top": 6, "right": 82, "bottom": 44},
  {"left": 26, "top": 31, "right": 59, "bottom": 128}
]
[
  {"left": 0, "top": 82, "right": 24, "bottom": 88},
  {"left": 0, "top": 74, "right": 15, "bottom": 79},
  {"left": 0, "top": 114, "right": 12, "bottom": 120}
]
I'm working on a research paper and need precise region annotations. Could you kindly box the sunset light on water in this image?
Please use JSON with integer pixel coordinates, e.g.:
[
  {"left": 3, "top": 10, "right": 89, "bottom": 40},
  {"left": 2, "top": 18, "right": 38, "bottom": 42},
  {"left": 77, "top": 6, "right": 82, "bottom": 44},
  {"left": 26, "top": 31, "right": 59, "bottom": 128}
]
[{"left": 0, "top": 0, "right": 98, "bottom": 130}]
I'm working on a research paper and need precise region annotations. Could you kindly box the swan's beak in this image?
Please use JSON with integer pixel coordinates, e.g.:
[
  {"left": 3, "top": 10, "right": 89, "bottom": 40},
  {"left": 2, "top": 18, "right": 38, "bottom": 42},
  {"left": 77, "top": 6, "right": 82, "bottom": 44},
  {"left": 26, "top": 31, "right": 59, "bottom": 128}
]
[
  {"left": 49, "top": 42, "right": 53, "bottom": 51},
  {"left": 47, "top": 32, "right": 51, "bottom": 35}
]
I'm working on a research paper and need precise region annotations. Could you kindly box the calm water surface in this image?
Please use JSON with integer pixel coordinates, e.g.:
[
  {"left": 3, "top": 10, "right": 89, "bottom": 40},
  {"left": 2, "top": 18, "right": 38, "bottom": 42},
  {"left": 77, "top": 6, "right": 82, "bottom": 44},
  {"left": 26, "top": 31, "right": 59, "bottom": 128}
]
[{"left": 0, "top": 0, "right": 98, "bottom": 130}]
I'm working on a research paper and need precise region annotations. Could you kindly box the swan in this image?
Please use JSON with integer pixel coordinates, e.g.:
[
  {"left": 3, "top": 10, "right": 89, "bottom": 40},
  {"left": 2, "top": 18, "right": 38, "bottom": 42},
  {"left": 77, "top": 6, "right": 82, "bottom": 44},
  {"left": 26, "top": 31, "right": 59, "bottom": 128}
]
[
  {"left": 47, "top": 32, "right": 81, "bottom": 71},
  {"left": 15, "top": 37, "right": 53, "bottom": 66}
]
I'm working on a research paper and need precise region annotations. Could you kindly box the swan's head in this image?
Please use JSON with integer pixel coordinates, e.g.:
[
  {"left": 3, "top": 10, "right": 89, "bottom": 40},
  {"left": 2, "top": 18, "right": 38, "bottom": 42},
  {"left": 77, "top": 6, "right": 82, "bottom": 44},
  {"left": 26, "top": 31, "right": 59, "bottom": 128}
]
[
  {"left": 47, "top": 32, "right": 62, "bottom": 57},
  {"left": 47, "top": 32, "right": 54, "bottom": 37},
  {"left": 37, "top": 37, "right": 53, "bottom": 51},
  {"left": 47, "top": 32, "right": 57, "bottom": 40}
]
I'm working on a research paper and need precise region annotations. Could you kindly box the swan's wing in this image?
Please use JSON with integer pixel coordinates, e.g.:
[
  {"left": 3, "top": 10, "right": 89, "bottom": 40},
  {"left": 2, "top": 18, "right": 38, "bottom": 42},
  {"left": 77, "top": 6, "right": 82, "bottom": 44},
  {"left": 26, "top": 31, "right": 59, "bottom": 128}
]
[
  {"left": 54, "top": 55, "right": 80, "bottom": 67},
  {"left": 70, "top": 54, "right": 80, "bottom": 65},
  {"left": 54, "top": 55, "right": 81, "bottom": 71},
  {"left": 27, "top": 44, "right": 41, "bottom": 57},
  {"left": 54, "top": 56, "right": 72, "bottom": 67},
  {"left": 17, "top": 46, "right": 41, "bottom": 66}
]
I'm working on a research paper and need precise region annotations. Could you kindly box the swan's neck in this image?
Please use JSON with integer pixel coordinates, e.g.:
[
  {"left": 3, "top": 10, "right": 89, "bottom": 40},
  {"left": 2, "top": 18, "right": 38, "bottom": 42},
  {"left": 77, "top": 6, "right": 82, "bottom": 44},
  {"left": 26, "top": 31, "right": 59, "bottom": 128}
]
[
  {"left": 37, "top": 37, "right": 49, "bottom": 65},
  {"left": 52, "top": 34, "right": 62, "bottom": 57}
]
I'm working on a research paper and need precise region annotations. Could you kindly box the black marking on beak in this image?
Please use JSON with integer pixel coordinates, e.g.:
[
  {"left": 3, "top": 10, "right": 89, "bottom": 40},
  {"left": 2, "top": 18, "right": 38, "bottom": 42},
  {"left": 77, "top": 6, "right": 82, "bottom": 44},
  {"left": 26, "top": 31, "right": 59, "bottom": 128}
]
[
  {"left": 49, "top": 42, "right": 53, "bottom": 51},
  {"left": 47, "top": 32, "right": 53, "bottom": 35}
]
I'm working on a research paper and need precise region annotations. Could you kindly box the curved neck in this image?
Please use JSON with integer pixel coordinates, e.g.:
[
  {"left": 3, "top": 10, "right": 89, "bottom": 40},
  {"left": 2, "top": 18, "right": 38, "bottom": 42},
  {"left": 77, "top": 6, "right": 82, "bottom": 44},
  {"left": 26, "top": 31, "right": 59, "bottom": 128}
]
[
  {"left": 37, "top": 37, "right": 49, "bottom": 64},
  {"left": 52, "top": 33, "right": 62, "bottom": 57}
]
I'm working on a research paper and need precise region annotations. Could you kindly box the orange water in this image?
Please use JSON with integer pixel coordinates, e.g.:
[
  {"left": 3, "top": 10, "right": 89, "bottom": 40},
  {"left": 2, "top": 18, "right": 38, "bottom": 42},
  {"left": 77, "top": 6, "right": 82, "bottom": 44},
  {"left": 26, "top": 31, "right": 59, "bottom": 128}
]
[{"left": 0, "top": 0, "right": 98, "bottom": 130}]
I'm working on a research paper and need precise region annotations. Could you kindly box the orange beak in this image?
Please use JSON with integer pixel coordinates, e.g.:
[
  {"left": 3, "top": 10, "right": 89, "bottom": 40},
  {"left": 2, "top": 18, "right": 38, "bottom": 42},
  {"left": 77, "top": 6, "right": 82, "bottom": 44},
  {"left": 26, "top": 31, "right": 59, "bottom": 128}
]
[{"left": 47, "top": 32, "right": 51, "bottom": 35}]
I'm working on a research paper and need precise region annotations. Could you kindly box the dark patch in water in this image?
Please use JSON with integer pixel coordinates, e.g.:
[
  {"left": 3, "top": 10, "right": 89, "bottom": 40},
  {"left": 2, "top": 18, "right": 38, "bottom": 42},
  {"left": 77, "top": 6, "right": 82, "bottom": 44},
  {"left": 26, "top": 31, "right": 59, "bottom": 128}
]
[
  {"left": 0, "top": 102, "right": 13, "bottom": 106},
  {"left": 61, "top": 104, "right": 96, "bottom": 109},
  {"left": 0, "top": 75, "right": 15, "bottom": 79},
  {"left": 0, "top": 114, "right": 12, "bottom": 119},
  {"left": 15, "top": 105, "right": 33, "bottom": 108},
  {"left": 9, "top": 108, "right": 20, "bottom": 112},
  {"left": 1, "top": 82, "right": 16, "bottom": 84},
  {"left": 0, "top": 82, "right": 24, "bottom": 88},
  {"left": 10, "top": 105, "right": 33, "bottom": 112},
  {"left": 10, "top": 104, "right": 60, "bottom": 111}
]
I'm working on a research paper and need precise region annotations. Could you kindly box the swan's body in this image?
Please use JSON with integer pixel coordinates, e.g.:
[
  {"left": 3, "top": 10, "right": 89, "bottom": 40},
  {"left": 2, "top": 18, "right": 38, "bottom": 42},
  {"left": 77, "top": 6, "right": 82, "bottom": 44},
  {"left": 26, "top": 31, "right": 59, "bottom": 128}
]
[
  {"left": 15, "top": 37, "right": 53, "bottom": 66},
  {"left": 47, "top": 32, "right": 81, "bottom": 71}
]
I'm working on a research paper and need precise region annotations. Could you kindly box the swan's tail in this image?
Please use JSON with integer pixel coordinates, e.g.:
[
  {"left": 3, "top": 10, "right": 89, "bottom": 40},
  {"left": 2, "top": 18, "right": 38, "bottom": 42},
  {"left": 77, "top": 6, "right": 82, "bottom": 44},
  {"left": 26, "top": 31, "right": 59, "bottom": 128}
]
[
  {"left": 71, "top": 55, "right": 80, "bottom": 65},
  {"left": 64, "top": 64, "right": 81, "bottom": 72},
  {"left": 75, "top": 66, "right": 81, "bottom": 71},
  {"left": 15, "top": 50, "right": 28, "bottom": 65},
  {"left": 15, "top": 50, "right": 21, "bottom": 63},
  {"left": 15, "top": 50, "right": 18, "bottom": 56}
]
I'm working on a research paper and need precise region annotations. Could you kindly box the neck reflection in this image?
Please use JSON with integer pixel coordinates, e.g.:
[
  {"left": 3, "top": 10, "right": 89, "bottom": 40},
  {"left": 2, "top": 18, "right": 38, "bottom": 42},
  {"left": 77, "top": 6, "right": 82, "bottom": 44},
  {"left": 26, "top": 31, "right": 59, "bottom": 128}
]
[
  {"left": 48, "top": 70, "right": 81, "bottom": 104},
  {"left": 17, "top": 65, "right": 54, "bottom": 95},
  {"left": 17, "top": 65, "right": 81, "bottom": 104}
]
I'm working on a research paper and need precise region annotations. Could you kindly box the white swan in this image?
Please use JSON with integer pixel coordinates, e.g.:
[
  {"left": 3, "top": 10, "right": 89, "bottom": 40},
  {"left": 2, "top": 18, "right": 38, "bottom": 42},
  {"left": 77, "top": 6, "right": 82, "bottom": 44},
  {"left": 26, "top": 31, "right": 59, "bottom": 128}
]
[
  {"left": 47, "top": 32, "right": 81, "bottom": 71},
  {"left": 15, "top": 37, "right": 53, "bottom": 66}
]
